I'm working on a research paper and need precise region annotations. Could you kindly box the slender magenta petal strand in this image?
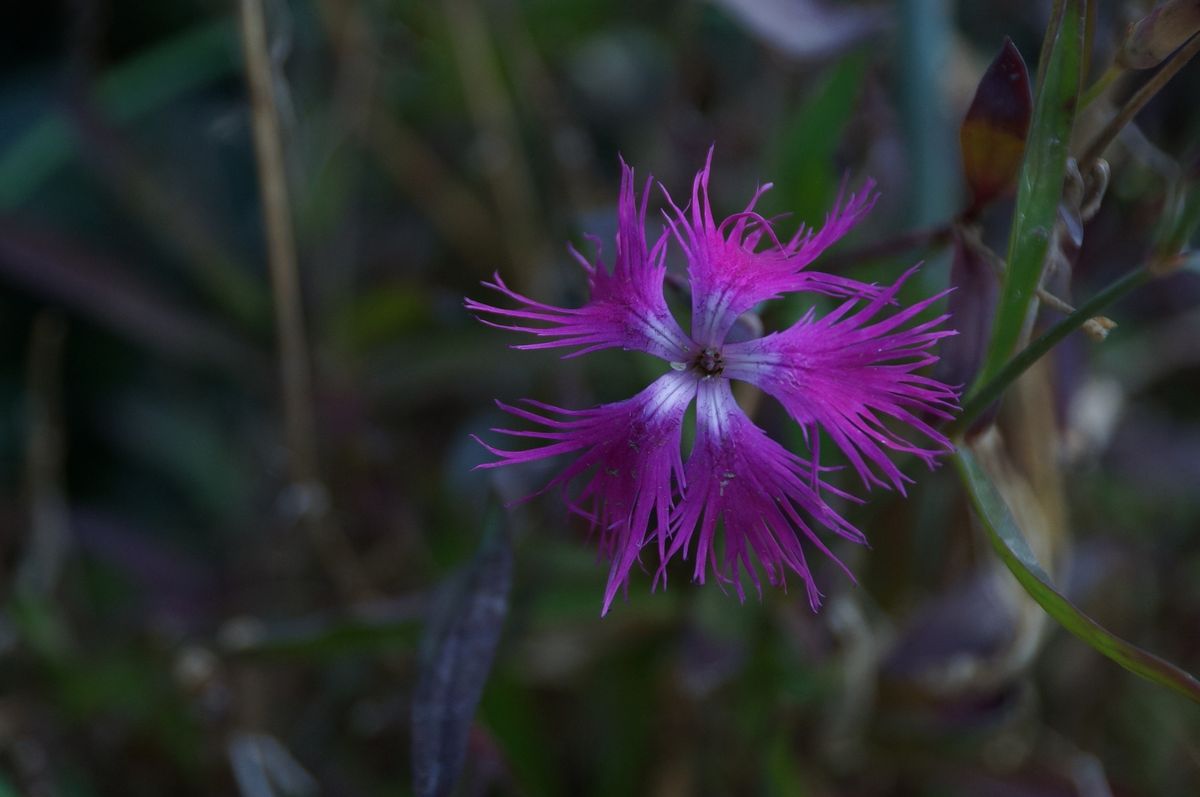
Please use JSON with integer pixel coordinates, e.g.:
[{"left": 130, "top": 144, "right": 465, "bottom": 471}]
[
  {"left": 663, "top": 146, "right": 881, "bottom": 347},
  {"left": 722, "top": 267, "right": 959, "bottom": 493},
  {"left": 465, "top": 161, "right": 692, "bottom": 362},
  {"left": 667, "top": 379, "right": 866, "bottom": 611},
  {"left": 477, "top": 372, "right": 697, "bottom": 615}
]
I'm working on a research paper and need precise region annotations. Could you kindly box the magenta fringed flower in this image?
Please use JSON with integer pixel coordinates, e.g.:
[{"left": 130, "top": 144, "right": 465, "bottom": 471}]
[{"left": 467, "top": 150, "right": 958, "bottom": 614}]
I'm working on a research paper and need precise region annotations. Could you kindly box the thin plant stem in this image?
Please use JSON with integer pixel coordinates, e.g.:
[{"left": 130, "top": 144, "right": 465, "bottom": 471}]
[
  {"left": 1082, "top": 0, "right": 1096, "bottom": 82},
  {"left": 66, "top": 99, "right": 266, "bottom": 324},
  {"left": 308, "top": 0, "right": 504, "bottom": 267},
  {"left": 820, "top": 221, "right": 953, "bottom": 272},
  {"left": 949, "top": 265, "right": 1151, "bottom": 438},
  {"left": 18, "top": 312, "right": 70, "bottom": 597},
  {"left": 443, "top": 0, "right": 545, "bottom": 290},
  {"left": 1078, "top": 33, "right": 1200, "bottom": 170},
  {"left": 238, "top": 0, "right": 364, "bottom": 597},
  {"left": 369, "top": 114, "right": 502, "bottom": 266},
  {"left": 1079, "top": 63, "right": 1124, "bottom": 109}
]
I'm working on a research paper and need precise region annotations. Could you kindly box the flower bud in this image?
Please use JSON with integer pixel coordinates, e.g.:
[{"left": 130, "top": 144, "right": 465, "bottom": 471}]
[
  {"left": 1118, "top": 0, "right": 1200, "bottom": 69},
  {"left": 960, "top": 38, "right": 1033, "bottom": 211}
]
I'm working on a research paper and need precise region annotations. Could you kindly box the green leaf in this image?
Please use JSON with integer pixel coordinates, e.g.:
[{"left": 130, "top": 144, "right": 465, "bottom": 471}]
[
  {"left": 898, "top": 0, "right": 959, "bottom": 227},
  {"left": 765, "top": 53, "right": 867, "bottom": 225},
  {"left": 974, "top": 0, "right": 1085, "bottom": 390},
  {"left": 481, "top": 673, "right": 566, "bottom": 797},
  {"left": 953, "top": 443, "right": 1200, "bottom": 704},
  {"left": 1153, "top": 165, "right": 1200, "bottom": 264},
  {"left": 219, "top": 603, "right": 423, "bottom": 660},
  {"left": 951, "top": 264, "right": 1150, "bottom": 435},
  {"left": 328, "top": 285, "right": 431, "bottom": 353},
  {"left": 0, "top": 19, "right": 236, "bottom": 208}
]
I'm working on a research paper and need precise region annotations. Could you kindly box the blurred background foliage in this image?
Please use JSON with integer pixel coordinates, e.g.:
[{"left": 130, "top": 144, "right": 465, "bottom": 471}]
[{"left": 1, "top": 0, "right": 1199, "bottom": 794}]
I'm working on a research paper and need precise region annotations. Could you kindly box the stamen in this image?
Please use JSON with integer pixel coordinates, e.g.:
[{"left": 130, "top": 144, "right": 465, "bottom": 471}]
[{"left": 695, "top": 347, "right": 724, "bottom": 377}]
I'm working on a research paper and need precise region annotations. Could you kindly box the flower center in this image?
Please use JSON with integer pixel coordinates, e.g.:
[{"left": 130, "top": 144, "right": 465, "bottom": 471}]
[{"left": 695, "top": 346, "right": 724, "bottom": 377}]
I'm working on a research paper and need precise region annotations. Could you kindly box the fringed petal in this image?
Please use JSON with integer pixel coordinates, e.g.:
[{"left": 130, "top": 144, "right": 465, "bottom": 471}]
[
  {"left": 662, "top": 146, "right": 880, "bottom": 347},
  {"left": 466, "top": 160, "right": 692, "bottom": 362},
  {"left": 666, "top": 378, "right": 866, "bottom": 611},
  {"left": 722, "top": 266, "right": 960, "bottom": 493},
  {"left": 475, "top": 372, "right": 697, "bottom": 614}
]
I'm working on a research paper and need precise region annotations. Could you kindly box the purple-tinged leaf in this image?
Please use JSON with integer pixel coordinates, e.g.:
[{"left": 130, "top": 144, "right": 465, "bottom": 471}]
[
  {"left": 412, "top": 515, "right": 513, "bottom": 797},
  {"left": 939, "top": 227, "right": 999, "bottom": 391},
  {"left": 960, "top": 38, "right": 1033, "bottom": 212},
  {"left": 227, "top": 732, "right": 317, "bottom": 797},
  {"left": 0, "top": 218, "right": 266, "bottom": 375},
  {"left": 72, "top": 509, "right": 219, "bottom": 625},
  {"left": 709, "top": 0, "right": 888, "bottom": 61},
  {"left": 882, "top": 570, "right": 1017, "bottom": 688}
]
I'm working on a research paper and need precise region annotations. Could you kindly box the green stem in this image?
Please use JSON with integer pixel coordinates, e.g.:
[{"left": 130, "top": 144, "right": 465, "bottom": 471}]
[
  {"left": 1079, "top": 63, "right": 1124, "bottom": 109},
  {"left": 820, "top": 221, "right": 953, "bottom": 272},
  {"left": 949, "top": 265, "right": 1151, "bottom": 437}
]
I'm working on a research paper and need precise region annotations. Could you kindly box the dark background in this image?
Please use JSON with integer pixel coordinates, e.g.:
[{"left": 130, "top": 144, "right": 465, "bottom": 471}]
[{"left": 1, "top": 0, "right": 1199, "bottom": 794}]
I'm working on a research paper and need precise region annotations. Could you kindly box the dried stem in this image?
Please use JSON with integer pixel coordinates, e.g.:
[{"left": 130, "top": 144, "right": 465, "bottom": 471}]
[
  {"left": 820, "top": 222, "right": 953, "bottom": 272},
  {"left": 1078, "top": 33, "right": 1200, "bottom": 170},
  {"left": 66, "top": 99, "right": 266, "bottom": 324},
  {"left": 1079, "top": 63, "right": 1124, "bottom": 109},
  {"left": 17, "top": 313, "right": 70, "bottom": 597},
  {"left": 960, "top": 224, "right": 1081, "bottom": 315},
  {"left": 309, "top": 0, "right": 503, "bottom": 268},
  {"left": 368, "top": 114, "right": 502, "bottom": 266},
  {"left": 0, "top": 218, "right": 266, "bottom": 374},
  {"left": 443, "top": 0, "right": 546, "bottom": 289},
  {"left": 238, "top": 0, "right": 363, "bottom": 597},
  {"left": 61, "top": 0, "right": 263, "bottom": 324}
]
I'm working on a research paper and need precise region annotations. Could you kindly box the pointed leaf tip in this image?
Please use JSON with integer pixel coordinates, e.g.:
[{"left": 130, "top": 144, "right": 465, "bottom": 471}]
[
  {"left": 412, "top": 516, "right": 513, "bottom": 797},
  {"left": 954, "top": 443, "right": 1200, "bottom": 704},
  {"left": 960, "top": 38, "right": 1033, "bottom": 211},
  {"left": 976, "top": 1, "right": 1084, "bottom": 389}
]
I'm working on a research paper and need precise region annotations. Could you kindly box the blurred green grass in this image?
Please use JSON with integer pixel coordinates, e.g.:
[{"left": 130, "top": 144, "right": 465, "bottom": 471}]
[{"left": 1, "top": 1, "right": 1199, "bottom": 795}]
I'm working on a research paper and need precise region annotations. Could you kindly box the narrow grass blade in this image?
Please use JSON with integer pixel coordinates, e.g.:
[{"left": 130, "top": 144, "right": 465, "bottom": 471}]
[
  {"left": 975, "top": 0, "right": 1085, "bottom": 390},
  {"left": 954, "top": 443, "right": 1200, "bottom": 703},
  {"left": 0, "top": 19, "right": 235, "bottom": 208}
]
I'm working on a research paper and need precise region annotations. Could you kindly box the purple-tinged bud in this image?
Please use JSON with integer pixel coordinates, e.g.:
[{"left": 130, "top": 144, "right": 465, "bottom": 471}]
[
  {"left": 938, "top": 226, "right": 998, "bottom": 391},
  {"left": 1118, "top": 0, "right": 1200, "bottom": 70},
  {"left": 960, "top": 38, "right": 1033, "bottom": 213}
]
